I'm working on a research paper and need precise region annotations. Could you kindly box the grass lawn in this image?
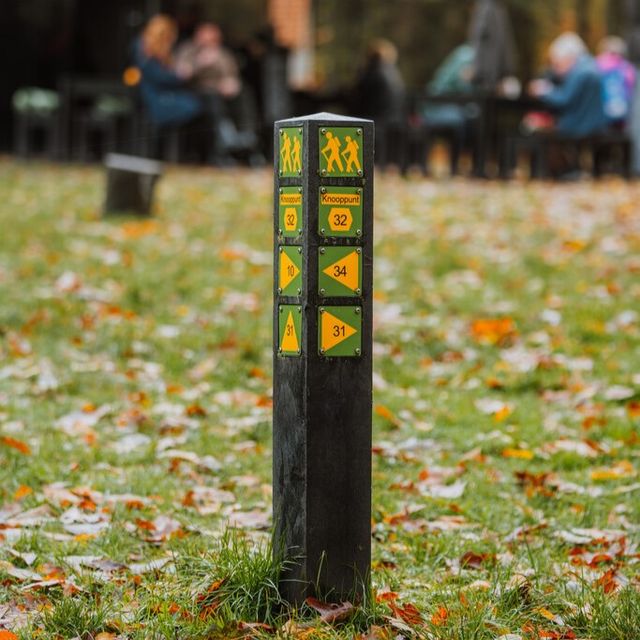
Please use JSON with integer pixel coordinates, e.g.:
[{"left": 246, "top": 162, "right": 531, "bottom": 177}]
[{"left": 0, "top": 160, "right": 639, "bottom": 639}]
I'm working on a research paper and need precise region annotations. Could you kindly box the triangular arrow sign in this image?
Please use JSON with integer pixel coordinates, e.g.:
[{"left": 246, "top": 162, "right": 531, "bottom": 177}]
[
  {"left": 321, "top": 311, "right": 357, "bottom": 352},
  {"left": 281, "top": 311, "right": 300, "bottom": 352},
  {"left": 322, "top": 250, "right": 359, "bottom": 292},
  {"left": 280, "top": 250, "right": 300, "bottom": 291}
]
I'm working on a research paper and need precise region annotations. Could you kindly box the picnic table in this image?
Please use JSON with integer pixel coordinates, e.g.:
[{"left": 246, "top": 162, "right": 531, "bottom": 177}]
[
  {"left": 421, "top": 91, "right": 542, "bottom": 177},
  {"left": 56, "top": 75, "right": 136, "bottom": 160}
]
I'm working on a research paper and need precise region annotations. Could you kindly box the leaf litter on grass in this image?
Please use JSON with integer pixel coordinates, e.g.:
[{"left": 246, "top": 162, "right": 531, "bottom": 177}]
[{"left": 0, "top": 163, "right": 639, "bottom": 638}]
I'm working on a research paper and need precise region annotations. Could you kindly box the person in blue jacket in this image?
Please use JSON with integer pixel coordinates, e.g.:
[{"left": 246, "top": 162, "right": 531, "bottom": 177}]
[
  {"left": 134, "top": 14, "right": 202, "bottom": 128},
  {"left": 530, "top": 33, "right": 608, "bottom": 137}
]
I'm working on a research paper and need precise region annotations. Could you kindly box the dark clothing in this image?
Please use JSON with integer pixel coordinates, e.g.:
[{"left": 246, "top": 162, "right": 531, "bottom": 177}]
[
  {"left": 352, "top": 59, "right": 405, "bottom": 124},
  {"left": 469, "top": 0, "right": 517, "bottom": 89},
  {"left": 133, "top": 39, "right": 201, "bottom": 127},
  {"left": 625, "top": 0, "right": 640, "bottom": 65},
  {"left": 540, "top": 55, "right": 608, "bottom": 137}
]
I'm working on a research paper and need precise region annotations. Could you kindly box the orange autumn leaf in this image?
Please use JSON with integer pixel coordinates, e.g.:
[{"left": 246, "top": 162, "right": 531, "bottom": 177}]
[
  {"left": 494, "top": 405, "right": 512, "bottom": 422},
  {"left": 470, "top": 317, "right": 517, "bottom": 345},
  {"left": 502, "top": 447, "right": 534, "bottom": 460},
  {"left": 185, "top": 404, "right": 207, "bottom": 417},
  {"left": 1, "top": 436, "right": 31, "bottom": 455},
  {"left": 375, "top": 404, "right": 400, "bottom": 427},
  {"left": 121, "top": 220, "right": 158, "bottom": 238},
  {"left": 14, "top": 485, "right": 33, "bottom": 500},
  {"left": 0, "top": 632, "right": 19, "bottom": 640},
  {"left": 627, "top": 401, "right": 640, "bottom": 418},
  {"left": 595, "top": 568, "right": 620, "bottom": 594},
  {"left": 375, "top": 590, "right": 399, "bottom": 603},
  {"left": 389, "top": 602, "right": 423, "bottom": 625},
  {"left": 430, "top": 605, "right": 449, "bottom": 626},
  {"left": 95, "top": 634, "right": 118, "bottom": 640}
]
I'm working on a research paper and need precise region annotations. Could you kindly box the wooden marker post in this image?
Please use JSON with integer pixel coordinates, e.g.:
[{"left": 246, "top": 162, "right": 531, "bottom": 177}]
[{"left": 273, "top": 113, "right": 374, "bottom": 603}]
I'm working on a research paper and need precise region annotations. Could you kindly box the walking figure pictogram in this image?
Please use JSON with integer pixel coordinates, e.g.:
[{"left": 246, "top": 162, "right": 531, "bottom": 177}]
[
  {"left": 341, "top": 135, "right": 361, "bottom": 173},
  {"left": 292, "top": 136, "right": 302, "bottom": 172},
  {"left": 280, "top": 132, "right": 293, "bottom": 173},
  {"left": 321, "top": 131, "right": 344, "bottom": 173}
]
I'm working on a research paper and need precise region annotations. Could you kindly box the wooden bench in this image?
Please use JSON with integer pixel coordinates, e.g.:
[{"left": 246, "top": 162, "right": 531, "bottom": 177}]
[{"left": 501, "top": 130, "right": 632, "bottom": 179}]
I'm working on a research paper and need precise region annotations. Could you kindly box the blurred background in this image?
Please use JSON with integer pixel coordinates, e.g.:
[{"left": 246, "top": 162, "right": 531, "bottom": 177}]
[{"left": 3, "top": 0, "right": 639, "bottom": 178}]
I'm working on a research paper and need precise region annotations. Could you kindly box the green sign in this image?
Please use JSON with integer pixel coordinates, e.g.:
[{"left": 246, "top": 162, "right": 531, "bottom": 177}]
[
  {"left": 279, "top": 305, "right": 302, "bottom": 356},
  {"left": 318, "top": 246, "right": 362, "bottom": 297},
  {"left": 279, "top": 127, "right": 303, "bottom": 177},
  {"left": 278, "top": 187, "right": 303, "bottom": 239},
  {"left": 318, "top": 127, "right": 363, "bottom": 177},
  {"left": 278, "top": 246, "right": 303, "bottom": 296},
  {"left": 318, "top": 187, "right": 363, "bottom": 238},
  {"left": 318, "top": 306, "right": 362, "bottom": 357}
]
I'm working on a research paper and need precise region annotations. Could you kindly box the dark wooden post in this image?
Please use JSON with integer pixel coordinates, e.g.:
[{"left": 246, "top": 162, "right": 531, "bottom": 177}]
[{"left": 273, "top": 113, "right": 374, "bottom": 604}]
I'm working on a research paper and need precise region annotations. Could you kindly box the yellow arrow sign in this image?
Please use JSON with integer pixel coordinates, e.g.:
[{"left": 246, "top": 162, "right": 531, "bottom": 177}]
[
  {"left": 322, "top": 250, "right": 359, "bottom": 292},
  {"left": 328, "top": 207, "right": 353, "bottom": 232},
  {"left": 281, "top": 311, "right": 300, "bottom": 352},
  {"left": 284, "top": 207, "right": 298, "bottom": 231},
  {"left": 279, "top": 250, "right": 300, "bottom": 291},
  {"left": 321, "top": 311, "right": 357, "bottom": 352}
]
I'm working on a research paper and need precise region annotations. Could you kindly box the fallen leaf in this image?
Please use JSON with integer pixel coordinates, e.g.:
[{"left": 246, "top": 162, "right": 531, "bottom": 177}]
[
  {"left": 305, "top": 597, "right": 355, "bottom": 624},
  {"left": 591, "top": 460, "right": 636, "bottom": 481},
  {"left": 389, "top": 601, "right": 423, "bottom": 626},
  {"left": 1, "top": 436, "right": 31, "bottom": 455},
  {"left": 430, "top": 605, "right": 448, "bottom": 626},
  {"left": 502, "top": 448, "right": 534, "bottom": 460}
]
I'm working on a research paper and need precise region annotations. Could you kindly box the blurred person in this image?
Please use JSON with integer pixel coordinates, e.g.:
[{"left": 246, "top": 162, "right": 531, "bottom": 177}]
[
  {"left": 529, "top": 33, "right": 607, "bottom": 137},
  {"left": 625, "top": 0, "right": 640, "bottom": 175},
  {"left": 351, "top": 39, "right": 405, "bottom": 125},
  {"left": 421, "top": 44, "right": 476, "bottom": 131},
  {"left": 133, "top": 14, "right": 201, "bottom": 128},
  {"left": 175, "top": 22, "right": 258, "bottom": 162},
  {"left": 596, "top": 36, "right": 636, "bottom": 126},
  {"left": 175, "top": 23, "right": 241, "bottom": 98},
  {"left": 469, "top": 0, "right": 518, "bottom": 91}
]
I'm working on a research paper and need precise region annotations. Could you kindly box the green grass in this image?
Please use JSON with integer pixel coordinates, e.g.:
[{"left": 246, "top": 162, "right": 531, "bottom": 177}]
[{"left": 0, "top": 161, "right": 639, "bottom": 638}]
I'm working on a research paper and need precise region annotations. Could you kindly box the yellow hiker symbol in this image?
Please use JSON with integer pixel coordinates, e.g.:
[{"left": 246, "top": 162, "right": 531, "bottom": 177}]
[
  {"left": 341, "top": 135, "right": 361, "bottom": 173},
  {"left": 279, "top": 250, "right": 300, "bottom": 291},
  {"left": 280, "top": 131, "right": 292, "bottom": 173},
  {"left": 322, "top": 250, "right": 359, "bottom": 291},
  {"left": 292, "top": 136, "right": 302, "bottom": 172},
  {"left": 321, "top": 131, "right": 344, "bottom": 173},
  {"left": 321, "top": 311, "right": 357, "bottom": 352},
  {"left": 281, "top": 311, "right": 300, "bottom": 352}
]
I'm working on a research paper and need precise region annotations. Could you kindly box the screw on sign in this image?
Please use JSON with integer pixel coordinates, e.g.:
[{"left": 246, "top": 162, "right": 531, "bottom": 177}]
[{"left": 273, "top": 113, "right": 373, "bottom": 604}]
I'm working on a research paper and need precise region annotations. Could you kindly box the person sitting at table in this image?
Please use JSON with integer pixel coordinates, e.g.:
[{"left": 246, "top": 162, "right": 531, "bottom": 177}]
[
  {"left": 133, "top": 14, "right": 202, "bottom": 129},
  {"left": 529, "top": 32, "right": 608, "bottom": 137},
  {"left": 175, "top": 23, "right": 257, "bottom": 162},
  {"left": 421, "top": 44, "right": 476, "bottom": 128},
  {"left": 175, "top": 23, "right": 241, "bottom": 98},
  {"left": 596, "top": 36, "right": 636, "bottom": 127}
]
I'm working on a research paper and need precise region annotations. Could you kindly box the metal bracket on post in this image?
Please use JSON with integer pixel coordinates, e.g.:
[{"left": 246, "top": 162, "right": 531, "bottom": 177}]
[{"left": 272, "top": 112, "right": 374, "bottom": 604}]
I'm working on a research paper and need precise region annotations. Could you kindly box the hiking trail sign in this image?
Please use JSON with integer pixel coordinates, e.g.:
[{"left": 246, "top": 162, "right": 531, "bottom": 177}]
[{"left": 273, "top": 113, "right": 374, "bottom": 603}]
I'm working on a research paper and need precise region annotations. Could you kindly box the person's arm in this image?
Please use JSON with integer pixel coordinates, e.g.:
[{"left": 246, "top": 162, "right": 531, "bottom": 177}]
[
  {"left": 139, "top": 55, "right": 184, "bottom": 89},
  {"left": 538, "top": 70, "right": 583, "bottom": 110}
]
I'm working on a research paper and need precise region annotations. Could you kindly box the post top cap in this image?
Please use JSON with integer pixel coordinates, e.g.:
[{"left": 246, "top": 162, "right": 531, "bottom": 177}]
[
  {"left": 276, "top": 112, "right": 373, "bottom": 125},
  {"left": 104, "top": 153, "right": 163, "bottom": 175}
]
